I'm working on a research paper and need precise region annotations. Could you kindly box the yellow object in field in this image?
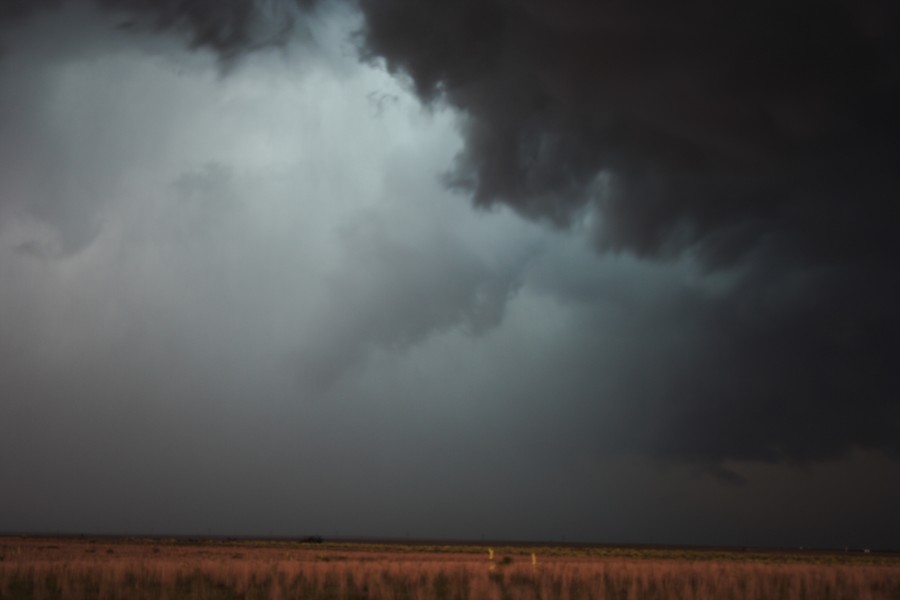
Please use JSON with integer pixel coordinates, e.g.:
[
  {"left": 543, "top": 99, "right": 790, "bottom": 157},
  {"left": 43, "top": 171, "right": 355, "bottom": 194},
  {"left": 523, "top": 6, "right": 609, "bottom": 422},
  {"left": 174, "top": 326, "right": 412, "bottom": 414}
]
[
  {"left": 488, "top": 547, "right": 494, "bottom": 560},
  {"left": 531, "top": 552, "right": 537, "bottom": 566}
]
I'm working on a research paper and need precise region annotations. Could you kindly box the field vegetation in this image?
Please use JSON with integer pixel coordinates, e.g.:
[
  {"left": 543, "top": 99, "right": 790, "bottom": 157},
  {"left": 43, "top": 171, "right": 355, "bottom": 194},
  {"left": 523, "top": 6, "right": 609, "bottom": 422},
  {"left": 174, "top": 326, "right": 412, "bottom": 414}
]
[{"left": 1, "top": 536, "right": 898, "bottom": 600}]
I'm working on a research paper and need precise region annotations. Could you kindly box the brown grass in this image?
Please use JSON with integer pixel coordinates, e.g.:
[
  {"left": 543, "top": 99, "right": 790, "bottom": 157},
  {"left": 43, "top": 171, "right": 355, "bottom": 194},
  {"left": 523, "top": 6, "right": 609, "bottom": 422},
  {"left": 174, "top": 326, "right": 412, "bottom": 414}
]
[{"left": 1, "top": 536, "right": 898, "bottom": 600}]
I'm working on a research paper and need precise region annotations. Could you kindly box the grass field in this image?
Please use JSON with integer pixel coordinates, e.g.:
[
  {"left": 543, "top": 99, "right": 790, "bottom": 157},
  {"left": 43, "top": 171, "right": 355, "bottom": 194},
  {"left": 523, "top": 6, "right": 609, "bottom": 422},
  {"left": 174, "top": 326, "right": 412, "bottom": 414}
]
[{"left": 1, "top": 536, "right": 898, "bottom": 599}]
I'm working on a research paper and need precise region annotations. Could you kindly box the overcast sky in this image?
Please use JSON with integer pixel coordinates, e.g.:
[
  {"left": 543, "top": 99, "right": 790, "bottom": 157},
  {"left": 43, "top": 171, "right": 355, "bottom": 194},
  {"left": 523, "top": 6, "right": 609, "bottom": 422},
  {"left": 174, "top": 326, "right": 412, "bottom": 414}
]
[{"left": 1, "top": 0, "right": 898, "bottom": 549}]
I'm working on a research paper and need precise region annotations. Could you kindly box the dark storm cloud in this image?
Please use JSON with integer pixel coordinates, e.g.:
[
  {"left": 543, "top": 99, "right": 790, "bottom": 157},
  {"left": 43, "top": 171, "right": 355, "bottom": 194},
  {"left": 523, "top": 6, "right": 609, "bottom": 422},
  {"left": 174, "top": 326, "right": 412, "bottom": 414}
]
[
  {"left": 523, "top": 250, "right": 899, "bottom": 470},
  {"left": 1, "top": 0, "right": 308, "bottom": 58},
  {"left": 2, "top": 0, "right": 899, "bottom": 472},
  {"left": 352, "top": 0, "right": 900, "bottom": 465},
  {"left": 0, "top": 1, "right": 61, "bottom": 23},
  {"left": 356, "top": 0, "right": 900, "bottom": 259},
  {"left": 2, "top": 0, "right": 900, "bottom": 547},
  {"left": 96, "top": 0, "right": 303, "bottom": 59},
  {"left": 0, "top": 0, "right": 327, "bottom": 254}
]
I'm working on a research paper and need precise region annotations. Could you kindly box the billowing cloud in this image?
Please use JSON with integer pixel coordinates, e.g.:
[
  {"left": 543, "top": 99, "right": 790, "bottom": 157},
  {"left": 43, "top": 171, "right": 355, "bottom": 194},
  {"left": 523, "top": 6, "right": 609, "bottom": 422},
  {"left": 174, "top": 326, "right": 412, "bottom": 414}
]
[
  {"left": 350, "top": 0, "right": 900, "bottom": 466},
  {"left": 357, "top": 0, "right": 900, "bottom": 254},
  {"left": 0, "top": 0, "right": 898, "bottom": 545},
  {"left": 4, "top": 0, "right": 899, "bottom": 467},
  {"left": 2, "top": 0, "right": 309, "bottom": 59}
]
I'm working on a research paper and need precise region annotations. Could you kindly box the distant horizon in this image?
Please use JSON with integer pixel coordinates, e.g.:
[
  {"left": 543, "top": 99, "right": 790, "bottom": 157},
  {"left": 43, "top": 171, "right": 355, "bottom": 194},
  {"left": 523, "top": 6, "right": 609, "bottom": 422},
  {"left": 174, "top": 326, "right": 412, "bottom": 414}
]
[{"left": 2, "top": 532, "right": 896, "bottom": 555}]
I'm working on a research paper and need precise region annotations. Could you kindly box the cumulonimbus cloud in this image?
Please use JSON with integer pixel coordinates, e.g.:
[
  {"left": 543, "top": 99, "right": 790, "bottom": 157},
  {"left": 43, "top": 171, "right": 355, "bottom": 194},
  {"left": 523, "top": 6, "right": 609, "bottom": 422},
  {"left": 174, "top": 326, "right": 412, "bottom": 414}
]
[
  {"left": 3, "top": 0, "right": 898, "bottom": 468},
  {"left": 354, "top": 0, "right": 900, "bottom": 468}
]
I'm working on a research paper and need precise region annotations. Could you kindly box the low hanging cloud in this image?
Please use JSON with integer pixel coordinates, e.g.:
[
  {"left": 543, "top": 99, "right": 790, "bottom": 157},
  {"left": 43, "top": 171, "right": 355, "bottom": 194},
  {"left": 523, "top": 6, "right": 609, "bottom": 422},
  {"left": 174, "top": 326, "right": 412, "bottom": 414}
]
[
  {"left": 2, "top": 0, "right": 308, "bottom": 59},
  {"left": 357, "top": 0, "right": 900, "bottom": 260},
  {"left": 350, "top": 0, "right": 900, "bottom": 467},
  {"left": 2, "top": 0, "right": 899, "bottom": 472}
]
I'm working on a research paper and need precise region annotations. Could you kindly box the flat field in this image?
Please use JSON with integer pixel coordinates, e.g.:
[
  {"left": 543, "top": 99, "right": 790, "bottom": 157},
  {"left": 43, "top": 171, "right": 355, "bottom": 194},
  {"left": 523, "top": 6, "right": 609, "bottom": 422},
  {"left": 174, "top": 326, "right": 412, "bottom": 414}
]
[{"left": 1, "top": 536, "right": 898, "bottom": 599}]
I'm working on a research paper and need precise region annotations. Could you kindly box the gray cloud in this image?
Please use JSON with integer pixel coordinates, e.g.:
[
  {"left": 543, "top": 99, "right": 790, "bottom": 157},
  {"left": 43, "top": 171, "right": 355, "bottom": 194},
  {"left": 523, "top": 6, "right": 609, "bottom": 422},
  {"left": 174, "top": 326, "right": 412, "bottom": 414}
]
[
  {"left": 1, "top": 0, "right": 311, "bottom": 59},
  {"left": 357, "top": 0, "right": 900, "bottom": 252},
  {"left": 0, "top": 15, "right": 550, "bottom": 540},
  {"left": 1, "top": 0, "right": 899, "bottom": 547},
  {"left": 348, "top": 0, "right": 900, "bottom": 466},
  {"left": 521, "top": 246, "right": 899, "bottom": 468}
]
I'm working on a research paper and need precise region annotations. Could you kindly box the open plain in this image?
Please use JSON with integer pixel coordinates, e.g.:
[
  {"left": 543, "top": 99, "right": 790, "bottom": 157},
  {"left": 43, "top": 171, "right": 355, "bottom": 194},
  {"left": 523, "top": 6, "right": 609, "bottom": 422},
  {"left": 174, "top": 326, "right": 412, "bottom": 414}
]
[{"left": 1, "top": 536, "right": 898, "bottom": 600}]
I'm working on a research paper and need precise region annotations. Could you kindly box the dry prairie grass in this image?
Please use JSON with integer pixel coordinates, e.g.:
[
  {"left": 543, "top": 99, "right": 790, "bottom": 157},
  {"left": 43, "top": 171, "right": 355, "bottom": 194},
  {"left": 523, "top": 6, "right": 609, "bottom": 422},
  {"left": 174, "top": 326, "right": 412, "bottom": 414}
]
[{"left": 1, "top": 537, "right": 897, "bottom": 600}]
